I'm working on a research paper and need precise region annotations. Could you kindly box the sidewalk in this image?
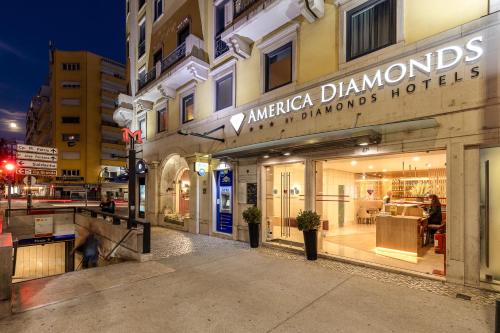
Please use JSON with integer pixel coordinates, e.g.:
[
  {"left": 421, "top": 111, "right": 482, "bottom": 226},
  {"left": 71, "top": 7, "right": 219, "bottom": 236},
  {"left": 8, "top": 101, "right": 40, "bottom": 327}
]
[{"left": 0, "top": 227, "right": 496, "bottom": 332}]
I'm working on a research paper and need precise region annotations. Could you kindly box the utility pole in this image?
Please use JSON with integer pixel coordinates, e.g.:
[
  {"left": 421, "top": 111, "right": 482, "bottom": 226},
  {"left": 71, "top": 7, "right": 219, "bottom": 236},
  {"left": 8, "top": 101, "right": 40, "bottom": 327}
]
[{"left": 128, "top": 136, "right": 136, "bottom": 229}]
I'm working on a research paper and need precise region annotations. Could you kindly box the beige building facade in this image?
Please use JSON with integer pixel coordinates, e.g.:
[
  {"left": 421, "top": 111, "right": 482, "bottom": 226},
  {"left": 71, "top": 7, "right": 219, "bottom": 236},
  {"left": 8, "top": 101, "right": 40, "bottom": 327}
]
[{"left": 116, "top": 0, "right": 500, "bottom": 289}]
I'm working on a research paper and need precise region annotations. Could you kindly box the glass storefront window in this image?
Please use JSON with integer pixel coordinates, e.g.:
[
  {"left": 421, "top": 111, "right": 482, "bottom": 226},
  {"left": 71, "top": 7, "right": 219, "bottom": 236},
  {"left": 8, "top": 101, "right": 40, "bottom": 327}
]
[{"left": 314, "top": 151, "right": 447, "bottom": 276}]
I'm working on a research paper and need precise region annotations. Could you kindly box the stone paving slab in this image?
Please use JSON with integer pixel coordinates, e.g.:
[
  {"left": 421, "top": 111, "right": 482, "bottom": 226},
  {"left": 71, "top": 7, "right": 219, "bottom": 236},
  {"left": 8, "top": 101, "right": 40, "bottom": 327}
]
[{"left": 0, "top": 227, "right": 497, "bottom": 333}]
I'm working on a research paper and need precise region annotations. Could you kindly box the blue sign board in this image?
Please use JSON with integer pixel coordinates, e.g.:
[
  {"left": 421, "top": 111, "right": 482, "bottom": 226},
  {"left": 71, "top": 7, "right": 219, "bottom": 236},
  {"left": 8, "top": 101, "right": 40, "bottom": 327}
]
[{"left": 216, "top": 169, "right": 233, "bottom": 234}]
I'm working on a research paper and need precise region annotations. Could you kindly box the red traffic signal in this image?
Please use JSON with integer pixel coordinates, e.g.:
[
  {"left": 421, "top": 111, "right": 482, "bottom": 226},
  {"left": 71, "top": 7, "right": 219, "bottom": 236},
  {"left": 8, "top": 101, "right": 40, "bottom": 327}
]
[{"left": 2, "top": 160, "right": 16, "bottom": 173}]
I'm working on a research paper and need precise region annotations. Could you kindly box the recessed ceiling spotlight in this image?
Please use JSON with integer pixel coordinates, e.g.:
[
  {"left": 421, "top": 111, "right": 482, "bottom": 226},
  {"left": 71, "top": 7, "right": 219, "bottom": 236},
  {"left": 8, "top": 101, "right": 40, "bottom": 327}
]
[
  {"left": 263, "top": 155, "right": 270, "bottom": 159},
  {"left": 283, "top": 152, "right": 291, "bottom": 156},
  {"left": 382, "top": 168, "right": 387, "bottom": 172},
  {"left": 351, "top": 160, "right": 357, "bottom": 166},
  {"left": 368, "top": 165, "right": 374, "bottom": 169},
  {"left": 413, "top": 156, "right": 420, "bottom": 161}
]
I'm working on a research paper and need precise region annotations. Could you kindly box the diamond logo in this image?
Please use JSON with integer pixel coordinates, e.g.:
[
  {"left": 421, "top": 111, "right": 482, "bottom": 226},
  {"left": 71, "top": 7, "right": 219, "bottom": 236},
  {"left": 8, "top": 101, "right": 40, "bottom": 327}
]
[{"left": 230, "top": 113, "right": 245, "bottom": 135}]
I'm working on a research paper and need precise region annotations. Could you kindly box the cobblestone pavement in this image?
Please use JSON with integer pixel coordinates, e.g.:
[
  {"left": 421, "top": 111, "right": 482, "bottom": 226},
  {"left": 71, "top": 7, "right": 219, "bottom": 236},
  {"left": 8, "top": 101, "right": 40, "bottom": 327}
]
[
  {"left": 150, "top": 226, "right": 247, "bottom": 259},
  {"left": 151, "top": 227, "right": 499, "bottom": 306}
]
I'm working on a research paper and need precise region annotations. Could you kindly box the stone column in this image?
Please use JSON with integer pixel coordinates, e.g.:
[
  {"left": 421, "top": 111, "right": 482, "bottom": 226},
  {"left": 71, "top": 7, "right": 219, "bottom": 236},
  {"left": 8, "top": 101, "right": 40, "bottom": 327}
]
[
  {"left": 146, "top": 161, "right": 160, "bottom": 226},
  {"left": 446, "top": 141, "right": 465, "bottom": 284}
]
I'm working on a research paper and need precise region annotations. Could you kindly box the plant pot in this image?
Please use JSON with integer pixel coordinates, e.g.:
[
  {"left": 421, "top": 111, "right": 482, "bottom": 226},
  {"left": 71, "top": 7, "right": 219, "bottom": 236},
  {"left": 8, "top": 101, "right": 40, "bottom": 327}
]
[
  {"left": 248, "top": 223, "right": 260, "bottom": 248},
  {"left": 303, "top": 230, "right": 318, "bottom": 260}
]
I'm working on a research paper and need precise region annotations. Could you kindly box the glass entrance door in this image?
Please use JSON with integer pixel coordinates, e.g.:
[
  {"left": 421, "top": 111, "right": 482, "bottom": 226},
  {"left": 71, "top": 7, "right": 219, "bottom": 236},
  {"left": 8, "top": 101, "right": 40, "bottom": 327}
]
[
  {"left": 265, "top": 162, "right": 305, "bottom": 246},
  {"left": 480, "top": 147, "right": 500, "bottom": 284}
]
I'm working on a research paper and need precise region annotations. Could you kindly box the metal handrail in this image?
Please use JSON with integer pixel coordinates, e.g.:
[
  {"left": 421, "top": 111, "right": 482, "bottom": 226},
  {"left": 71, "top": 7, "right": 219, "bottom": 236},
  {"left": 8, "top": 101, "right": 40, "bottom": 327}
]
[
  {"left": 215, "top": 34, "right": 230, "bottom": 58},
  {"left": 137, "top": 67, "right": 156, "bottom": 91},
  {"left": 233, "top": 0, "right": 263, "bottom": 20},
  {"left": 161, "top": 42, "right": 187, "bottom": 73}
]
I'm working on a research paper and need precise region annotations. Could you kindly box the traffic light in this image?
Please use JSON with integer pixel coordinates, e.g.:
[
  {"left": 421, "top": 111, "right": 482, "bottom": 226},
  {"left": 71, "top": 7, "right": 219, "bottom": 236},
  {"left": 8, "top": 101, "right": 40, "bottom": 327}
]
[{"left": 2, "top": 160, "right": 16, "bottom": 173}]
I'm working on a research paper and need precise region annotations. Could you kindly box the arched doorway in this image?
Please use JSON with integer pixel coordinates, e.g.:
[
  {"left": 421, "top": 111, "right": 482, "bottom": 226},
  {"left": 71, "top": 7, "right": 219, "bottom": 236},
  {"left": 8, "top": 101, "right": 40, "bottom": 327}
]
[{"left": 159, "top": 154, "right": 190, "bottom": 226}]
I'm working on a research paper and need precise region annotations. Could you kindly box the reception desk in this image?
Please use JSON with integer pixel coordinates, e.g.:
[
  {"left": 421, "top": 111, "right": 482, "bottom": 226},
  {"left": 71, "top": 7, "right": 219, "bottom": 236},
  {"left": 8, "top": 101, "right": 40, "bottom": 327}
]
[{"left": 375, "top": 215, "right": 425, "bottom": 262}]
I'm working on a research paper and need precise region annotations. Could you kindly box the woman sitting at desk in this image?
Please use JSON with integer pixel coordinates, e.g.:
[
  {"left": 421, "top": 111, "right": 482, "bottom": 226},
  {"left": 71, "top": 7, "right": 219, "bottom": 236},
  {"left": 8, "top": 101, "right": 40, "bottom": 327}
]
[{"left": 427, "top": 194, "right": 442, "bottom": 226}]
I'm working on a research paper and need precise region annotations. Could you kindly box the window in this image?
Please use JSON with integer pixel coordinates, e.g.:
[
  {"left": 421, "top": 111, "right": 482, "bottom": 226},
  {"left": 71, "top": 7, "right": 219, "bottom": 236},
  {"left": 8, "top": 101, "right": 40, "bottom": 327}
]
[
  {"left": 215, "top": 73, "right": 233, "bottom": 111},
  {"left": 214, "top": 1, "right": 230, "bottom": 58},
  {"left": 126, "top": 0, "right": 130, "bottom": 14},
  {"left": 62, "top": 169, "right": 80, "bottom": 176},
  {"left": 61, "top": 98, "right": 81, "bottom": 106},
  {"left": 154, "top": 0, "right": 163, "bottom": 21},
  {"left": 177, "top": 23, "right": 190, "bottom": 46},
  {"left": 157, "top": 108, "right": 167, "bottom": 133},
  {"left": 61, "top": 152, "right": 80, "bottom": 160},
  {"left": 138, "top": 18, "right": 146, "bottom": 58},
  {"left": 346, "top": 0, "right": 396, "bottom": 61},
  {"left": 138, "top": 66, "right": 146, "bottom": 82},
  {"left": 138, "top": 116, "right": 147, "bottom": 140},
  {"left": 181, "top": 94, "right": 194, "bottom": 123},
  {"left": 62, "top": 133, "right": 80, "bottom": 142},
  {"left": 265, "top": 42, "right": 292, "bottom": 92},
  {"left": 61, "top": 116, "right": 80, "bottom": 124},
  {"left": 62, "top": 63, "right": 80, "bottom": 71},
  {"left": 138, "top": 0, "right": 145, "bottom": 10},
  {"left": 153, "top": 48, "right": 163, "bottom": 65},
  {"left": 61, "top": 81, "right": 80, "bottom": 89}
]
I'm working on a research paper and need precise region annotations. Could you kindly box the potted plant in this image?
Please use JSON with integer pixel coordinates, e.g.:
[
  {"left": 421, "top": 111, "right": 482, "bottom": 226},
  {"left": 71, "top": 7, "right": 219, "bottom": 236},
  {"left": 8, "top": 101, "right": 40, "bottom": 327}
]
[
  {"left": 297, "top": 210, "right": 321, "bottom": 260},
  {"left": 242, "top": 206, "right": 261, "bottom": 248}
]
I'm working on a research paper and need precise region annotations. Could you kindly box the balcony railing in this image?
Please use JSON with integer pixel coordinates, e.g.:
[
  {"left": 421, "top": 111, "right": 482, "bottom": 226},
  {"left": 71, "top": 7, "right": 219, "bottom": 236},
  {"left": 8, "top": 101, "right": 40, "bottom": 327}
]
[
  {"left": 233, "top": 0, "right": 262, "bottom": 20},
  {"left": 161, "top": 42, "right": 187, "bottom": 73},
  {"left": 215, "top": 34, "right": 230, "bottom": 58},
  {"left": 137, "top": 67, "right": 156, "bottom": 90}
]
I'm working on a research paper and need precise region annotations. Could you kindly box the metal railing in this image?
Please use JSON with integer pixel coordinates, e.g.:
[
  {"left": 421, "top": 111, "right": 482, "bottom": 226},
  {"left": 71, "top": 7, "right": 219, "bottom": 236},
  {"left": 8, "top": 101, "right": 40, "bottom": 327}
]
[
  {"left": 233, "top": 0, "right": 262, "bottom": 19},
  {"left": 161, "top": 42, "right": 187, "bottom": 73},
  {"left": 77, "top": 207, "right": 150, "bottom": 254},
  {"left": 137, "top": 67, "right": 156, "bottom": 91},
  {"left": 215, "top": 34, "right": 230, "bottom": 58}
]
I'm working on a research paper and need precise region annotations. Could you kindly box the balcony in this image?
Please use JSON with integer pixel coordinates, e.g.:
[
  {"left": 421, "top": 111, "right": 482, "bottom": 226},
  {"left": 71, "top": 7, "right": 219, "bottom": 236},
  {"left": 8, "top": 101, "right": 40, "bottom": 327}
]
[
  {"left": 113, "top": 93, "right": 134, "bottom": 127},
  {"left": 221, "top": 0, "right": 324, "bottom": 59},
  {"left": 215, "top": 34, "right": 230, "bottom": 59},
  {"left": 135, "top": 34, "right": 209, "bottom": 104}
]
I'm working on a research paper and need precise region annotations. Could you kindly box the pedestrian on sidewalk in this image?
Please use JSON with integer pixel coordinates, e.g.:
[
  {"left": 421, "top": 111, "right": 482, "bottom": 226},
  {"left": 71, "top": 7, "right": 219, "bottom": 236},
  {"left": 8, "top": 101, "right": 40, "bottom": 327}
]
[{"left": 100, "top": 193, "right": 116, "bottom": 214}]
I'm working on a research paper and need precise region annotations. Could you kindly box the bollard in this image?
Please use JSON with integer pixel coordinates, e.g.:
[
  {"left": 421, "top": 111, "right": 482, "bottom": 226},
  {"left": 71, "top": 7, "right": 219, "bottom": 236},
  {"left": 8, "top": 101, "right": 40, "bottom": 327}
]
[{"left": 496, "top": 299, "right": 499, "bottom": 333}]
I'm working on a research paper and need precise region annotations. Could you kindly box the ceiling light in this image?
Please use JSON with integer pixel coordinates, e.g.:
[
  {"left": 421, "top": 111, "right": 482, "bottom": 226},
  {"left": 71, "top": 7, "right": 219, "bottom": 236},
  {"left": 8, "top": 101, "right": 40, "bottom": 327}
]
[
  {"left": 382, "top": 168, "right": 387, "bottom": 172},
  {"left": 283, "top": 152, "right": 291, "bottom": 156},
  {"left": 351, "top": 160, "right": 357, "bottom": 166},
  {"left": 263, "top": 155, "right": 269, "bottom": 159},
  {"left": 368, "top": 165, "right": 374, "bottom": 169},
  {"left": 413, "top": 156, "right": 420, "bottom": 161},
  {"left": 358, "top": 142, "right": 369, "bottom": 146}
]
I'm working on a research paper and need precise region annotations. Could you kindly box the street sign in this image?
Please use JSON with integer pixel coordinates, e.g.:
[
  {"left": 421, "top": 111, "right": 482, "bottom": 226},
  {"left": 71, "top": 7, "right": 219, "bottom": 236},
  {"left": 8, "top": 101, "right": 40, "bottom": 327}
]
[
  {"left": 23, "top": 176, "right": 36, "bottom": 185},
  {"left": 16, "top": 160, "right": 57, "bottom": 169},
  {"left": 16, "top": 151, "right": 58, "bottom": 162},
  {"left": 17, "top": 168, "right": 57, "bottom": 176},
  {"left": 17, "top": 144, "right": 58, "bottom": 155}
]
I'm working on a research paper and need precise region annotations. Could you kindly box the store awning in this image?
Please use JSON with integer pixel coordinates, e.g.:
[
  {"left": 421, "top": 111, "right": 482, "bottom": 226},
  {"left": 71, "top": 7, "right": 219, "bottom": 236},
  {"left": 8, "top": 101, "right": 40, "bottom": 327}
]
[{"left": 213, "top": 118, "right": 439, "bottom": 158}]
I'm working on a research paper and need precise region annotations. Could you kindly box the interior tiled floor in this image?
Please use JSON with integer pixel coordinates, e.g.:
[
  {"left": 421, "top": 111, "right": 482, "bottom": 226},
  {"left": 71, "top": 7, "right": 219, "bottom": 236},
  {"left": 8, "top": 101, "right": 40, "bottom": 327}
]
[{"left": 323, "top": 223, "right": 444, "bottom": 276}]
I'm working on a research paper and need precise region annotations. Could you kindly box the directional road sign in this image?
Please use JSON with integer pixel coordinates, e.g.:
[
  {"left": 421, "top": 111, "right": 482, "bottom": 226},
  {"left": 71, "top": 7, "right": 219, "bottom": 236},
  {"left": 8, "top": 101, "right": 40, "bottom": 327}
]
[
  {"left": 17, "top": 144, "right": 58, "bottom": 155},
  {"left": 16, "top": 160, "right": 57, "bottom": 169},
  {"left": 17, "top": 168, "right": 57, "bottom": 176},
  {"left": 16, "top": 151, "right": 58, "bottom": 162},
  {"left": 23, "top": 176, "right": 37, "bottom": 185}
]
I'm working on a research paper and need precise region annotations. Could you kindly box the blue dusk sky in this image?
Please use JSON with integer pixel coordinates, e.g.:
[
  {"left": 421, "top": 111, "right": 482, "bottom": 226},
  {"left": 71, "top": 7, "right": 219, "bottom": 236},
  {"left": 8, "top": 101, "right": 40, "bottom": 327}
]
[{"left": 0, "top": 1, "right": 126, "bottom": 142}]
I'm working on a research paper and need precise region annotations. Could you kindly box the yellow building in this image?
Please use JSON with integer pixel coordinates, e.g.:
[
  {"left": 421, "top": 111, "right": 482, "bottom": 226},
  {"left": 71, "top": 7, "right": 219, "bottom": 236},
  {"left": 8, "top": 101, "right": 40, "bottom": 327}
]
[
  {"left": 115, "top": 0, "right": 500, "bottom": 287},
  {"left": 27, "top": 48, "right": 127, "bottom": 198}
]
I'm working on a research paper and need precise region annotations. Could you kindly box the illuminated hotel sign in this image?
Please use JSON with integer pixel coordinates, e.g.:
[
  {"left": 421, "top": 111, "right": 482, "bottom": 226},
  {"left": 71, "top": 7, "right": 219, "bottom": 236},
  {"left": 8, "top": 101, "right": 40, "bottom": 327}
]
[{"left": 230, "top": 36, "right": 484, "bottom": 133}]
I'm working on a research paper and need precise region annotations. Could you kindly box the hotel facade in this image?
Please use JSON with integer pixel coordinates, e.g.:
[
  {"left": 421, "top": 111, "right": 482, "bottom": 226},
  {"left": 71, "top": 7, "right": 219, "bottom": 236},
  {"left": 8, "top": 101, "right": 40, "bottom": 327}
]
[{"left": 115, "top": 0, "right": 500, "bottom": 289}]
